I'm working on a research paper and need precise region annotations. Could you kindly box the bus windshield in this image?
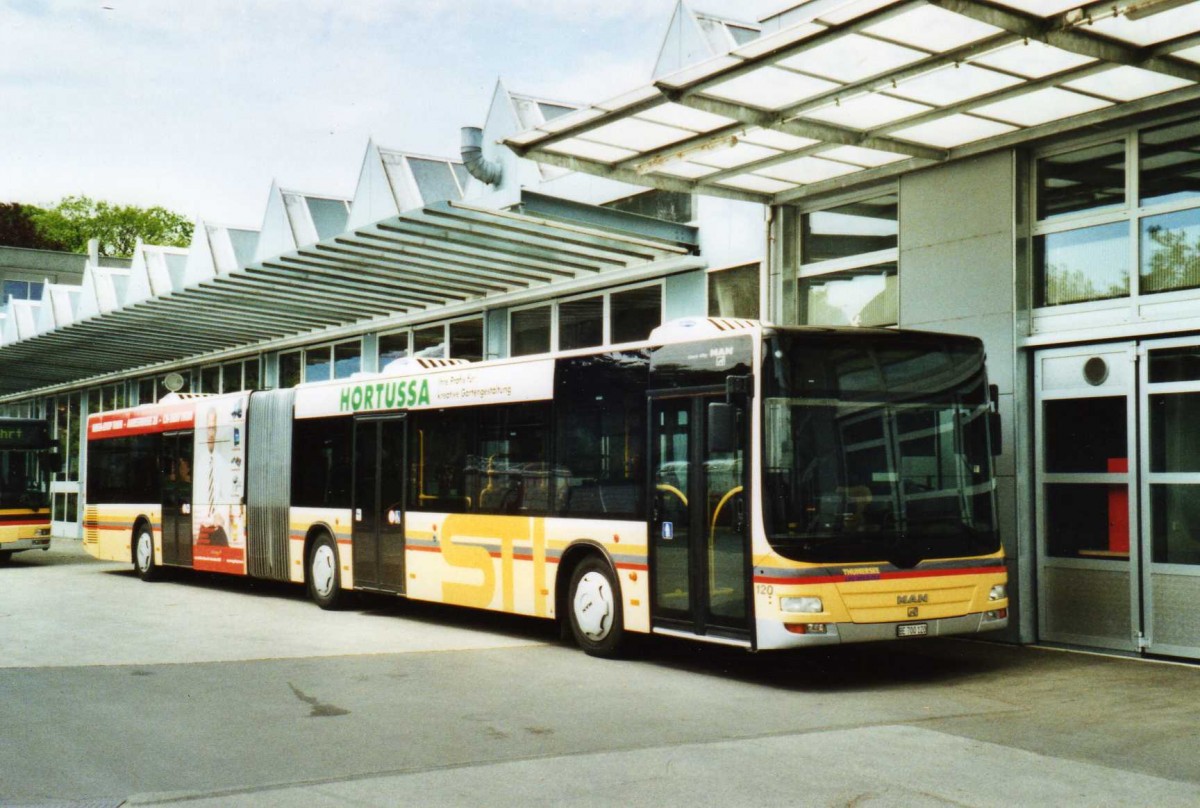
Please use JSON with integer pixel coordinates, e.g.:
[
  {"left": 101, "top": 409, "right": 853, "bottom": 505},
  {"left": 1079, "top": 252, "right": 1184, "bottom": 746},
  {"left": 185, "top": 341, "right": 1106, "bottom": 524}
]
[
  {"left": 0, "top": 421, "right": 53, "bottom": 509},
  {"left": 762, "top": 331, "right": 998, "bottom": 565}
]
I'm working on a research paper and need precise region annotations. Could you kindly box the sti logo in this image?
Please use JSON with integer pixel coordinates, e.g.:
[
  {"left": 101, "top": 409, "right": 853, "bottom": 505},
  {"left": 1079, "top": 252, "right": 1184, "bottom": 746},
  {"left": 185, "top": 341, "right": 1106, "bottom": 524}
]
[{"left": 897, "top": 593, "right": 929, "bottom": 605}]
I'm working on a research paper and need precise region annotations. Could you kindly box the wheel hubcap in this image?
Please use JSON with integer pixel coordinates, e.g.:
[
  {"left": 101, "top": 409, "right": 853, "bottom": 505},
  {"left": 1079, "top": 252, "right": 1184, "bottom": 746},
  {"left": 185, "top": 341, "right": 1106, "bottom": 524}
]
[
  {"left": 136, "top": 533, "right": 152, "bottom": 571},
  {"left": 573, "top": 571, "right": 613, "bottom": 641},
  {"left": 311, "top": 545, "right": 336, "bottom": 598}
]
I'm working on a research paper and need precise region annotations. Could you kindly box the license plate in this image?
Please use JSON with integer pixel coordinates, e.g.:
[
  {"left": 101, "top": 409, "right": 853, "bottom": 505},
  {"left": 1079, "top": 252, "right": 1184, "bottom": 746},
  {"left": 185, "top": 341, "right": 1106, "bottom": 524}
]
[{"left": 897, "top": 623, "right": 928, "bottom": 638}]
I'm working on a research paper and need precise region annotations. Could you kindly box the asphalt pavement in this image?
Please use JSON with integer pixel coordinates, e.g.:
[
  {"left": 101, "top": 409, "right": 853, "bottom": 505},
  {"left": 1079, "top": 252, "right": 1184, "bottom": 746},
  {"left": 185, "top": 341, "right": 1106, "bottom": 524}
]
[{"left": 1, "top": 539, "right": 1198, "bottom": 807}]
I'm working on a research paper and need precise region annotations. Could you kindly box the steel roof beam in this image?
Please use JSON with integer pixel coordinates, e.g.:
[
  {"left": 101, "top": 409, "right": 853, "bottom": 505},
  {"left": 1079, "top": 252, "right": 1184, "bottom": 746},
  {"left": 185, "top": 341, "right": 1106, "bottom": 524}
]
[
  {"left": 265, "top": 257, "right": 460, "bottom": 306},
  {"left": 359, "top": 224, "right": 611, "bottom": 276},
  {"left": 310, "top": 243, "right": 514, "bottom": 295},
  {"left": 251, "top": 261, "right": 444, "bottom": 309},
  {"left": 929, "top": 0, "right": 1200, "bottom": 84}
]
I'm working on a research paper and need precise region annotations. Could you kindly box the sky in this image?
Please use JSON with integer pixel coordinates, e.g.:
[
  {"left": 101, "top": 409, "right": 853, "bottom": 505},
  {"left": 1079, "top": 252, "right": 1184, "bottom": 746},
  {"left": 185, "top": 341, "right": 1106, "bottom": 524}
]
[{"left": 1, "top": 0, "right": 786, "bottom": 228}]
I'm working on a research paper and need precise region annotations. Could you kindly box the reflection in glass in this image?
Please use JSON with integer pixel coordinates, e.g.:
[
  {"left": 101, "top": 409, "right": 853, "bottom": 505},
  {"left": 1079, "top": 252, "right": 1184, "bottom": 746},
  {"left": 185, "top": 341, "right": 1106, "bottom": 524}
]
[
  {"left": 1151, "top": 484, "right": 1200, "bottom": 564},
  {"left": 278, "top": 352, "right": 301, "bottom": 388},
  {"left": 611, "top": 286, "right": 662, "bottom": 344},
  {"left": 1043, "top": 397, "right": 1126, "bottom": 474},
  {"left": 761, "top": 332, "right": 997, "bottom": 564},
  {"left": 1150, "top": 393, "right": 1200, "bottom": 473},
  {"left": 1037, "top": 140, "right": 1124, "bottom": 220},
  {"left": 1044, "top": 483, "right": 1129, "bottom": 559},
  {"left": 801, "top": 194, "right": 897, "bottom": 263},
  {"left": 558, "top": 297, "right": 603, "bottom": 351},
  {"left": 1035, "top": 223, "right": 1129, "bottom": 306},
  {"left": 378, "top": 332, "right": 410, "bottom": 369},
  {"left": 708, "top": 264, "right": 760, "bottom": 319},
  {"left": 799, "top": 264, "right": 897, "bottom": 327},
  {"left": 1141, "top": 207, "right": 1200, "bottom": 294},
  {"left": 512, "top": 306, "right": 551, "bottom": 356},
  {"left": 449, "top": 318, "right": 484, "bottom": 362},
  {"left": 1149, "top": 347, "right": 1200, "bottom": 383},
  {"left": 413, "top": 326, "right": 444, "bottom": 359},
  {"left": 305, "top": 349, "right": 331, "bottom": 383},
  {"left": 333, "top": 341, "right": 362, "bottom": 379},
  {"left": 1140, "top": 116, "right": 1200, "bottom": 208}
]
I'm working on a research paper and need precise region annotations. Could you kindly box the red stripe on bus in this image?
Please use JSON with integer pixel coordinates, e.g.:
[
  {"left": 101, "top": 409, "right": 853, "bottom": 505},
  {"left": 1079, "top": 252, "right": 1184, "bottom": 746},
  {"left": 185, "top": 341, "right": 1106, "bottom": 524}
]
[
  {"left": 753, "top": 566, "right": 1004, "bottom": 586},
  {"left": 0, "top": 518, "right": 51, "bottom": 526}
]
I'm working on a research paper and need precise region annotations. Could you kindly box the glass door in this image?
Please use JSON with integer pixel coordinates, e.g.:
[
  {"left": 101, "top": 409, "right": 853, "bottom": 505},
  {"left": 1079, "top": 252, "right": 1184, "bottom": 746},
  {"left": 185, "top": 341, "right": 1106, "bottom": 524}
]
[
  {"left": 1139, "top": 338, "right": 1200, "bottom": 660},
  {"left": 1035, "top": 344, "right": 1139, "bottom": 652},
  {"left": 650, "top": 395, "right": 749, "bottom": 639},
  {"left": 352, "top": 416, "right": 407, "bottom": 592}
]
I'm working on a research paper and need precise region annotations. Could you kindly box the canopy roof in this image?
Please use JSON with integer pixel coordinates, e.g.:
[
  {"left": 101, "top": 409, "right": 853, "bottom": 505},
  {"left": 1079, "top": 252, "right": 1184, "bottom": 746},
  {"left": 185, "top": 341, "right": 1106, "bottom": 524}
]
[
  {"left": 0, "top": 200, "right": 693, "bottom": 398},
  {"left": 507, "top": 0, "right": 1200, "bottom": 204}
]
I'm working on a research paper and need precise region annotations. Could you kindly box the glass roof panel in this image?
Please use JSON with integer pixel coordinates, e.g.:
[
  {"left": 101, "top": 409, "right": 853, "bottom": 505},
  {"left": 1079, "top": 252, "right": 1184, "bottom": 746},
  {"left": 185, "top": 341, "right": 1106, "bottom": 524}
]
[
  {"left": 970, "top": 39, "right": 1095, "bottom": 79},
  {"left": 864, "top": 6, "right": 1001, "bottom": 53},
  {"left": 649, "top": 160, "right": 720, "bottom": 179},
  {"left": 407, "top": 158, "right": 461, "bottom": 205},
  {"left": 656, "top": 56, "right": 743, "bottom": 90},
  {"left": 714, "top": 174, "right": 796, "bottom": 194},
  {"left": 545, "top": 138, "right": 638, "bottom": 163},
  {"left": 891, "top": 63, "right": 1024, "bottom": 106},
  {"left": 636, "top": 103, "right": 736, "bottom": 132},
  {"left": 889, "top": 113, "right": 1017, "bottom": 148},
  {"left": 529, "top": 107, "right": 607, "bottom": 138},
  {"left": 730, "top": 22, "right": 825, "bottom": 60},
  {"left": 815, "top": 0, "right": 900, "bottom": 26},
  {"left": 1064, "top": 66, "right": 1193, "bottom": 103},
  {"left": 1177, "top": 44, "right": 1200, "bottom": 65},
  {"left": 705, "top": 66, "right": 840, "bottom": 110},
  {"left": 778, "top": 33, "right": 926, "bottom": 84},
  {"left": 971, "top": 87, "right": 1111, "bottom": 127},
  {"left": 820, "top": 145, "right": 908, "bottom": 167},
  {"left": 758, "top": 156, "right": 862, "bottom": 184},
  {"left": 989, "top": 0, "right": 1079, "bottom": 14},
  {"left": 803, "top": 93, "right": 932, "bottom": 129},
  {"left": 691, "top": 141, "right": 781, "bottom": 169},
  {"left": 596, "top": 85, "right": 663, "bottom": 112},
  {"left": 583, "top": 118, "right": 697, "bottom": 151},
  {"left": 739, "top": 128, "right": 819, "bottom": 151},
  {"left": 1087, "top": 8, "right": 1200, "bottom": 48}
]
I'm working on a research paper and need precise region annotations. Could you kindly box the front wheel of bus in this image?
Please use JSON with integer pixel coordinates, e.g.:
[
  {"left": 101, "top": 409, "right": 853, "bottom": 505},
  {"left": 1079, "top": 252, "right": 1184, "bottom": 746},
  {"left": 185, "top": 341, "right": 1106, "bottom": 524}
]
[
  {"left": 568, "top": 557, "right": 625, "bottom": 658},
  {"left": 307, "top": 534, "right": 345, "bottom": 610},
  {"left": 134, "top": 527, "right": 160, "bottom": 581}
]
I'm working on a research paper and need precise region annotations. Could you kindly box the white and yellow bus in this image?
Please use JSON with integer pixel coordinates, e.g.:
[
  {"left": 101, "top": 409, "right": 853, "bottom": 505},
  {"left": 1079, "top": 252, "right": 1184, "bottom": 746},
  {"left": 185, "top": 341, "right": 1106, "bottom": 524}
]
[
  {"left": 84, "top": 318, "right": 1008, "bottom": 656},
  {"left": 0, "top": 417, "right": 54, "bottom": 562}
]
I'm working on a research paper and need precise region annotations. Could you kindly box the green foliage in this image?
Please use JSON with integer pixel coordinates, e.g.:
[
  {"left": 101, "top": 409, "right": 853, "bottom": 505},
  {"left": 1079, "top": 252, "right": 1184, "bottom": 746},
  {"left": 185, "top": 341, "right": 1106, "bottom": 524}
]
[
  {"left": 0, "top": 202, "right": 68, "bottom": 251},
  {"left": 26, "top": 196, "right": 193, "bottom": 258},
  {"left": 1143, "top": 224, "right": 1200, "bottom": 294}
]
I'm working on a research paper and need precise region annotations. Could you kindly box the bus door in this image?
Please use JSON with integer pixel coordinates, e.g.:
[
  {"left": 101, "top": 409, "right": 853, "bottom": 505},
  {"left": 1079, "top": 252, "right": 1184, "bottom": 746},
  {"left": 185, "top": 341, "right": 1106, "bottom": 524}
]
[
  {"left": 650, "top": 395, "right": 750, "bottom": 640},
  {"left": 352, "top": 415, "right": 406, "bottom": 593},
  {"left": 161, "top": 432, "right": 194, "bottom": 567}
]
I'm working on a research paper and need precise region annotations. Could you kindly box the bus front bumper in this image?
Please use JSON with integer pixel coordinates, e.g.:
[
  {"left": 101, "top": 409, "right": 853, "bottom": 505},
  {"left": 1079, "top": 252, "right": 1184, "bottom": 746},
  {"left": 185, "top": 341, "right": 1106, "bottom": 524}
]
[
  {"left": 757, "top": 610, "right": 1009, "bottom": 650},
  {"left": 1, "top": 537, "right": 52, "bottom": 553}
]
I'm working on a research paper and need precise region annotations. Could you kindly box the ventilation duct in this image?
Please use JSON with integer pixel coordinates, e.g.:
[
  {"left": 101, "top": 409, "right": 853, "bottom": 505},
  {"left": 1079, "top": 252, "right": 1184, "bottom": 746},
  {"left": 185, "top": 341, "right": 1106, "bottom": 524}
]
[{"left": 460, "top": 126, "right": 503, "bottom": 186}]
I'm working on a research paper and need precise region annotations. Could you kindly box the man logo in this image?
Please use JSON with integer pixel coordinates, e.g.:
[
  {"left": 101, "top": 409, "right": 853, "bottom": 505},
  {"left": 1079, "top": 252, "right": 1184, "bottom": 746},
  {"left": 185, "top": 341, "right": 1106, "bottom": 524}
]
[
  {"left": 908, "top": 606, "right": 919, "bottom": 617},
  {"left": 897, "top": 593, "right": 929, "bottom": 604}
]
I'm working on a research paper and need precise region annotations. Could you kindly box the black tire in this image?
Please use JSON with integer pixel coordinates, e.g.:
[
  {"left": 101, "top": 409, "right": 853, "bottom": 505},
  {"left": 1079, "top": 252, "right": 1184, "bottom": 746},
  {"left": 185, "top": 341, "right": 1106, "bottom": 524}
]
[
  {"left": 307, "top": 533, "right": 345, "bottom": 610},
  {"left": 133, "top": 525, "right": 160, "bottom": 581},
  {"left": 567, "top": 556, "right": 626, "bottom": 658},
  {"left": 0, "top": 550, "right": 13, "bottom": 565}
]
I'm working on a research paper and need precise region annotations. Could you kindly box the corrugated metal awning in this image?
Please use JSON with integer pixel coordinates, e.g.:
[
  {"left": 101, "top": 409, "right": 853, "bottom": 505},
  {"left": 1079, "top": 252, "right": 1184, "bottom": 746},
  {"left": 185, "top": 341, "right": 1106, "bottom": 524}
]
[
  {"left": 0, "top": 201, "right": 693, "bottom": 398},
  {"left": 506, "top": 0, "right": 1200, "bottom": 204}
]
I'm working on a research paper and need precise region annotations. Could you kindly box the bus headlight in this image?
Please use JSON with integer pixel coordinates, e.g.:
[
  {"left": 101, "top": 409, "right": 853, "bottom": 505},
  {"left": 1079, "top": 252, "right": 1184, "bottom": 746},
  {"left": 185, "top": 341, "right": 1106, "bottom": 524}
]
[
  {"left": 989, "top": 584, "right": 1007, "bottom": 601},
  {"left": 780, "top": 596, "right": 823, "bottom": 613}
]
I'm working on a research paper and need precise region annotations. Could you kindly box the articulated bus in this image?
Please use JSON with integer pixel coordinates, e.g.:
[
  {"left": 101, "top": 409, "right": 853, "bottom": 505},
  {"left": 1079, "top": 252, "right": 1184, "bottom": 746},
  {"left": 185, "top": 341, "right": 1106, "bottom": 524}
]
[
  {"left": 0, "top": 417, "right": 55, "bottom": 562},
  {"left": 84, "top": 318, "right": 1008, "bottom": 656}
]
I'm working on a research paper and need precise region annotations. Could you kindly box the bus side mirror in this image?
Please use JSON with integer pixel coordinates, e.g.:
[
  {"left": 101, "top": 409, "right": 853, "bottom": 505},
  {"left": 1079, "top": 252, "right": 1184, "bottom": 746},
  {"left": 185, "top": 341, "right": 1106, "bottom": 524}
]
[
  {"left": 988, "top": 385, "right": 1002, "bottom": 455},
  {"left": 708, "top": 402, "right": 736, "bottom": 454}
]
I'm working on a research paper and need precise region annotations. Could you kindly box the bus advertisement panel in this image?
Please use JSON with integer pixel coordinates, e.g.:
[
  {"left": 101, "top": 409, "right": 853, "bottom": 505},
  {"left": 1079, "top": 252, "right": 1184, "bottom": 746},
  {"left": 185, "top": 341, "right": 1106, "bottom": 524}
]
[
  {"left": 83, "top": 320, "right": 1007, "bottom": 656},
  {"left": 0, "top": 418, "right": 55, "bottom": 561}
]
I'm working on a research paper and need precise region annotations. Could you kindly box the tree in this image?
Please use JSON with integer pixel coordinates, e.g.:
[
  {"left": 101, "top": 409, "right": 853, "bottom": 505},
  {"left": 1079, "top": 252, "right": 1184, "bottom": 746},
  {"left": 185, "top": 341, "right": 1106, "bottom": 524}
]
[
  {"left": 0, "top": 202, "right": 68, "bottom": 251},
  {"left": 29, "top": 196, "right": 193, "bottom": 258}
]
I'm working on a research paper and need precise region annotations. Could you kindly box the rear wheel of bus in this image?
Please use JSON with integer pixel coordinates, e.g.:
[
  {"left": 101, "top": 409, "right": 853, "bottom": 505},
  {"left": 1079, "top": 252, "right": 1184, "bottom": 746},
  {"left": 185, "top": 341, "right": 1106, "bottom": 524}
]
[
  {"left": 567, "top": 556, "right": 625, "bottom": 658},
  {"left": 133, "top": 524, "right": 160, "bottom": 581}
]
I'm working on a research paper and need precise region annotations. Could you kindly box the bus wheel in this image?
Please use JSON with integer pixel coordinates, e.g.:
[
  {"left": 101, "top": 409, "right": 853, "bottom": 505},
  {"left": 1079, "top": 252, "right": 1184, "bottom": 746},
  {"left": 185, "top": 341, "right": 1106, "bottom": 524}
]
[
  {"left": 134, "top": 527, "right": 160, "bottom": 581},
  {"left": 568, "top": 556, "right": 625, "bottom": 658},
  {"left": 307, "top": 533, "right": 344, "bottom": 610},
  {"left": 0, "top": 550, "right": 12, "bottom": 565}
]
